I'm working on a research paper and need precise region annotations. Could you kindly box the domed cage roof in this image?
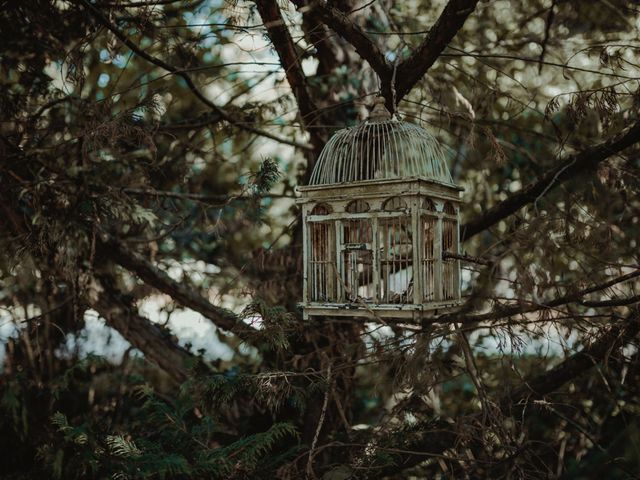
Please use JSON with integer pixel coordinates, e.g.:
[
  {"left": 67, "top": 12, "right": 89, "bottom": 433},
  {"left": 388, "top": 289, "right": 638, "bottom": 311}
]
[{"left": 308, "top": 102, "right": 456, "bottom": 187}]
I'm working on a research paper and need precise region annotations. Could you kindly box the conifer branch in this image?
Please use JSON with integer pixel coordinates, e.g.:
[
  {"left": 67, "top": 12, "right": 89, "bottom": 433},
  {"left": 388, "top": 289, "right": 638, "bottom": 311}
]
[
  {"left": 369, "top": 309, "right": 640, "bottom": 477},
  {"left": 436, "top": 268, "right": 640, "bottom": 325},
  {"left": 91, "top": 276, "right": 194, "bottom": 383},
  {"left": 461, "top": 119, "right": 640, "bottom": 241},
  {"left": 98, "top": 238, "right": 258, "bottom": 342},
  {"left": 82, "top": 0, "right": 313, "bottom": 151}
]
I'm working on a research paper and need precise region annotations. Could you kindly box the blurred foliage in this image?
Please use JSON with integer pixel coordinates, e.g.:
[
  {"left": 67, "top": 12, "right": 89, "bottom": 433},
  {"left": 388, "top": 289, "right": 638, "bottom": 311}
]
[{"left": 1, "top": 0, "right": 640, "bottom": 478}]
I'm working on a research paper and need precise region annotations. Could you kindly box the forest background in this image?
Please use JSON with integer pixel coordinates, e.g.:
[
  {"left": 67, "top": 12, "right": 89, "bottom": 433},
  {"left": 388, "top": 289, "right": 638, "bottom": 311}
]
[{"left": 1, "top": 0, "right": 640, "bottom": 478}]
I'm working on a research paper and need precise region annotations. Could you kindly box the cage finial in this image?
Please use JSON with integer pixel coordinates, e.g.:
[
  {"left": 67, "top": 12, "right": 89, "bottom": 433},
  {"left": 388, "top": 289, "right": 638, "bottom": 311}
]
[{"left": 368, "top": 96, "right": 391, "bottom": 122}]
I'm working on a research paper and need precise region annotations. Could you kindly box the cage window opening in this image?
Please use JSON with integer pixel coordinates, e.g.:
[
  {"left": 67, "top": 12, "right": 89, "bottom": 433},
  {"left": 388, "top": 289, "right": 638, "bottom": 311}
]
[
  {"left": 346, "top": 199, "right": 370, "bottom": 214},
  {"left": 423, "top": 198, "right": 437, "bottom": 212},
  {"left": 382, "top": 196, "right": 408, "bottom": 212},
  {"left": 422, "top": 214, "right": 437, "bottom": 302},
  {"left": 442, "top": 215, "right": 457, "bottom": 301},
  {"left": 311, "top": 203, "right": 333, "bottom": 215},
  {"left": 380, "top": 212, "right": 413, "bottom": 304},
  {"left": 443, "top": 201, "right": 456, "bottom": 215}
]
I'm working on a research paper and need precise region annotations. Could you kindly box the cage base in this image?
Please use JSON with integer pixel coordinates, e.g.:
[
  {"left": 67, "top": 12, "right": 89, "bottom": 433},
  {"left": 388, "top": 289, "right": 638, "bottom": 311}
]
[{"left": 300, "top": 301, "right": 462, "bottom": 320}]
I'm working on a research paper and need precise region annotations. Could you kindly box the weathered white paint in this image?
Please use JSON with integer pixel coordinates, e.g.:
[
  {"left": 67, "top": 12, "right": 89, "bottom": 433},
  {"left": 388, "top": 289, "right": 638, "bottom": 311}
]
[{"left": 298, "top": 113, "right": 464, "bottom": 321}]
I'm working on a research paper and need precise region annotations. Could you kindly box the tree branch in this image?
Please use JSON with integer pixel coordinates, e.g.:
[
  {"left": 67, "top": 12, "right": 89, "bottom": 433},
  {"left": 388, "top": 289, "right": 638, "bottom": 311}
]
[
  {"left": 505, "top": 309, "right": 640, "bottom": 404},
  {"left": 435, "top": 268, "right": 640, "bottom": 325},
  {"left": 97, "top": 238, "right": 258, "bottom": 342},
  {"left": 91, "top": 276, "right": 194, "bottom": 384},
  {"left": 255, "top": 0, "right": 325, "bottom": 151},
  {"left": 303, "top": 0, "right": 479, "bottom": 109},
  {"left": 394, "top": 0, "right": 480, "bottom": 102},
  {"left": 461, "top": 119, "right": 640, "bottom": 242},
  {"left": 96, "top": 0, "right": 199, "bottom": 6},
  {"left": 121, "top": 187, "right": 295, "bottom": 206},
  {"left": 370, "top": 309, "right": 640, "bottom": 477},
  {"left": 537, "top": 0, "right": 557, "bottom": 73},
  {"left": 82, "top": 0, "right": 313, "bottom": 151},
  {"left": 300, "top": 0, "right": 391, "bottom": 85},
  {"left": 295, "top": 0, "right": 343, "bottom": 77},
  {"left": 580, "top": 294, "right": 640, "bottom": 308}
]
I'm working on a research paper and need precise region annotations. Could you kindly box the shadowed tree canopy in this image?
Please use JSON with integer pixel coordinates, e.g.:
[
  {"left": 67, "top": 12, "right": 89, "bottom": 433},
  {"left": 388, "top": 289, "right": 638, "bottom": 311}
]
[{"left": 1, "top": 0, "right": 640, "bottom": 478}]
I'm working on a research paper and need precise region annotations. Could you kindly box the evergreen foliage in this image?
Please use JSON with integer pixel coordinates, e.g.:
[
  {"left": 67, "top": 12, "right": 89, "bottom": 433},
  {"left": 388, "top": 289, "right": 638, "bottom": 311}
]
[{"left": 2, "top": 0, "right": 640, "bottom": 478}]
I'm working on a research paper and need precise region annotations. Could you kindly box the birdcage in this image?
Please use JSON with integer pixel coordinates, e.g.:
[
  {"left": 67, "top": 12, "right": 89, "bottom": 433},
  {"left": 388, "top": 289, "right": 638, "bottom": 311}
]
[{"left": 298, "top": 98, "right": 463, "bottom": 320}]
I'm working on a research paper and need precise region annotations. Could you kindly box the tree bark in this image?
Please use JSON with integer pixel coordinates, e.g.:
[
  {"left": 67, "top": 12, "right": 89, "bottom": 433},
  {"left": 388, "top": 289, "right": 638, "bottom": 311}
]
[
  {"left": 98, "top": 238, "right": 257, "bottom": 342},
  {"left": 461, "top": 119, "right": 640, "bottom": 242},
  {"left": 91, "top": 275, "right": 194, "bottom": 384}
]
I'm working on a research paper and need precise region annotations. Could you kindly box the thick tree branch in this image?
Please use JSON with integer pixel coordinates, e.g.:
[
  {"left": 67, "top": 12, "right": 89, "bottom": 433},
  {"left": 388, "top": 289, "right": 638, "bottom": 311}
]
[
  {"left": 82, "top": 0, "right": 312, "bottom": 151},
  {"left": 1, "top": 189, "right": 193, "bottom": 384},
  {"left": 303, "top": 0, "right": 479, "bottom": 109},
  {"left": 97, "top": 238, "right": 257, "bottom": 342},
  {"left": 295, "top": 0, "right": 342, "bottom": 77},
  {"left": 91, "top": 277, "right": 194, "bottom": 384},
  {"left": 394, "top": 0, "right": 480, "bottom": 102},
  {"left": 505, "top": 309, "right": 640, "bottom": 403},
  {"left": 461, "top": 119, "right": 640, "bottom": 242},
  {"left": 300, "top": 0, "right": 391, "bottom": 85},
  {"left": 255, "top": 0, "right": 325, "bottom": 151},
  {"left": 580, "top": 294, "right": 640, "bottom": 308},
  {"left": 121, "top": 187, "right": 295, "bottom": 206},
  {"left": 437, "top": 268, "right": 640, "bottom": 325}
]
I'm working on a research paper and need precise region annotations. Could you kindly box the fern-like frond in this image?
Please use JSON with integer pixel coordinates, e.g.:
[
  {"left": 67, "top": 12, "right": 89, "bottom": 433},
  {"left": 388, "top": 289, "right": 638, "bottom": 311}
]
[{"left": 106, "top": 435, "right": 142, "bottom": 458}]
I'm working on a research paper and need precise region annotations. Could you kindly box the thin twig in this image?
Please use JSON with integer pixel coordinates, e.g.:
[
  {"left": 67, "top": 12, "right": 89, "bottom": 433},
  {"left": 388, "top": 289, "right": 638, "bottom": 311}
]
[{"left": 307, "top": 362, "right": 332, "bottom": 479}]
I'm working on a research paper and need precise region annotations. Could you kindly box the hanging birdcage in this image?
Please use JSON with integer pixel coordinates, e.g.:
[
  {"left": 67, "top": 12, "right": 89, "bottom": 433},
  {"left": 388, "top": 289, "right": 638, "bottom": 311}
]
[{"left": 298, "top": 98, "right": 463, "bottom": 320}]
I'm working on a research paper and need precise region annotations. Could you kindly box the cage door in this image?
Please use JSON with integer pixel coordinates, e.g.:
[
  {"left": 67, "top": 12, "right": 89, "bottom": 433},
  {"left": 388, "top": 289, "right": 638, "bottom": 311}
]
[
  {"left": 341, "top": 219, "right": 374, "bottom": 302},
  {"left": 379, "top": 215, "right": 413, "bottom": 304}
]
